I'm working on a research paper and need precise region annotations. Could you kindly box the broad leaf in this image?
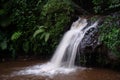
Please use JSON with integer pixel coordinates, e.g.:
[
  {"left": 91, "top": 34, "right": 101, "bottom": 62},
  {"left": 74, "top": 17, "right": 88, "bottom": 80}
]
[{"left": 33, "top": 29, "right": 44, "bottom": 38}]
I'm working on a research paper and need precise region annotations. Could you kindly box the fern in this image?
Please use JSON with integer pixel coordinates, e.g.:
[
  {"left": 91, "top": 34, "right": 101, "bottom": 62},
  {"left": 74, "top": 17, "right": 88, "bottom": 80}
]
[{"left": 11, "top": 31, "right": 22, "bottom": 41}]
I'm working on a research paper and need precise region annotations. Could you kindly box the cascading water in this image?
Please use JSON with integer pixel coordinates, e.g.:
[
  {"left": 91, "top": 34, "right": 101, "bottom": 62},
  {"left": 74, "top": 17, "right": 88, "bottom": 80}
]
[
  {"left": 15, "top": 18, "right": 99, "bottom": 76},
  {"left": 50, "top": 18, "right": 88, "bottom": 68}
]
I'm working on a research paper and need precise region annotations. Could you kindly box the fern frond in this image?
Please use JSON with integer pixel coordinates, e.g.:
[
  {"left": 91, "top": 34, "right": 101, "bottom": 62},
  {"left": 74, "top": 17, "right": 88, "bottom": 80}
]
[{"left": 11, "top": 31, "right": 22, "bottom": 41}]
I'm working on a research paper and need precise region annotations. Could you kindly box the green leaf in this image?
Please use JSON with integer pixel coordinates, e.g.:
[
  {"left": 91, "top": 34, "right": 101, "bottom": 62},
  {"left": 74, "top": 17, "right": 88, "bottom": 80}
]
[
  {"left": 40, "top": 33, "right": 46, "bottom": 39},
  {"left": 33, "top": 28, "right": 44, "bottom": 38},
  {"left": 45, "top": 33, "right": 50, "bottom": 42},
  {"left": 11, "top": 31, "right": 22, "bottom": 41}
]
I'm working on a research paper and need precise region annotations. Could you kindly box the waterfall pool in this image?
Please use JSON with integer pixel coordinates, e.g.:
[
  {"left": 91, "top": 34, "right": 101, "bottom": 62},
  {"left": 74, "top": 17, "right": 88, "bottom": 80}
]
[{"left": 0, "top": 60, "right": 120, "bottom": 80}]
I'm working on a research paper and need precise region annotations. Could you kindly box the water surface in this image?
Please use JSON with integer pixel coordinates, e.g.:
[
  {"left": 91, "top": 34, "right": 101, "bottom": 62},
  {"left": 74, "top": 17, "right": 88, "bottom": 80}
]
[{"left": 0, "top": 60, "right": 120, "bottom": 80}]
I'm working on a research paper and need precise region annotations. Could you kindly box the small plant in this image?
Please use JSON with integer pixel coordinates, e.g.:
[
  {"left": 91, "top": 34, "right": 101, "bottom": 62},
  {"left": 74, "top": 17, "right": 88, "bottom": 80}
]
[{"left": 33, "top": 26, "right": 50, "bottom": 42}]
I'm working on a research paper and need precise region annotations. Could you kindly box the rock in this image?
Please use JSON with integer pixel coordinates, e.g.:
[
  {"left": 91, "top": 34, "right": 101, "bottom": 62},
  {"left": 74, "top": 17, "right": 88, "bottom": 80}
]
[{"left": 75, "top": 14, "right": 120, "bottom": 68}]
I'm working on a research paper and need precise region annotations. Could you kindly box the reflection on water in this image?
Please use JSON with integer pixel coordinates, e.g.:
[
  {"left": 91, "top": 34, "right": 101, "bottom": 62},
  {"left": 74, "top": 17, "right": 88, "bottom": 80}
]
[{"left": 0, "top": 60, "right": 120, "bottom": 80}]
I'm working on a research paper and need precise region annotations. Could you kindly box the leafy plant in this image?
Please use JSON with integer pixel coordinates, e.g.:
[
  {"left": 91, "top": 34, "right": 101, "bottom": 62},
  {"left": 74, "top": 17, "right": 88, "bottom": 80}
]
[
  {"left": 0, "top": 0, "right": 74, "bottom": 59},
  {"left": 33, "top": 26, "right": 50, "bottom": 42},
  {"left": 99, "top": 13, "right": 120, "bottom": 56},
  {"left": 92, "top": 0, "right": 120, "bottom": 13}
]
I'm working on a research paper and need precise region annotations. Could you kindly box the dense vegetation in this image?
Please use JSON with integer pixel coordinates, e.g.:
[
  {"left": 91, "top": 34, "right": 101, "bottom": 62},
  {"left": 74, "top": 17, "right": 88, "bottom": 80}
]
[
  {"left": 99, "top": 13, "right": 120, "bottom": 57},
  {"left": 0, "top": 0, "right": 73, "bottom": 60},
  {"left": 0, "top": 0, "right": 120, "bottom": 65}
]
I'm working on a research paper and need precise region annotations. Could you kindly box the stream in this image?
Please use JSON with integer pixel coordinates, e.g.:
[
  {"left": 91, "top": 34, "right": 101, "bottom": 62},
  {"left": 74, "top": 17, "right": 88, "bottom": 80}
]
[{"left": 0, "top": 60, "right": 120, "bottom": 80}]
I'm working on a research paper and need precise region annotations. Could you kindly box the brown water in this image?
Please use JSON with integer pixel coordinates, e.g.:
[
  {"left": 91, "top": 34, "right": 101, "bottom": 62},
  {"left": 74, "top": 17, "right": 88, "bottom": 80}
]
[{"left": 0, "top": 60, "right": 120, "bottom": 80}]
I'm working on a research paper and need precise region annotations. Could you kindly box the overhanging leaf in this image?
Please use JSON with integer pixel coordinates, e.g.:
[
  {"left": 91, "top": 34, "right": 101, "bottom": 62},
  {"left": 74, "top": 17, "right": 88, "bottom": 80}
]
[{"left": 33, "top": 29, "right": 44, "bottom": 38}]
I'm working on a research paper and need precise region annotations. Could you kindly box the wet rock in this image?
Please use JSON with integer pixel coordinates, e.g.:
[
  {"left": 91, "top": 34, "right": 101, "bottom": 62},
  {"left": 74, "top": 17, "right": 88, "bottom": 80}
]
[{"left": 75, "top": 14, "right": 120, "bottom": 68}]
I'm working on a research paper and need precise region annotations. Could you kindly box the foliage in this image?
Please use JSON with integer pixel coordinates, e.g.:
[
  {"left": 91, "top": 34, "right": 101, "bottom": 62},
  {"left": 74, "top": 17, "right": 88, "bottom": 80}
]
[
  {"left": 11, "top": 31, "right": 22, "bottom": 41},
  {"left": 0, "top": 32, "right": 7, "bottom": 50},
  {"left": 92, "top": 0, "right": 120, "bottom": 13},
  {"left": 0, "top": 0, "right": 120, "bottom": 61},
  {"left": 99, "top": 12, "right": 120, "bottom": 57},
  {"left": 33, "top": 26, "right": 50, "bottom": 42},
  {"left": 0, "top": 0, "right": 73, "bottom": 59}
]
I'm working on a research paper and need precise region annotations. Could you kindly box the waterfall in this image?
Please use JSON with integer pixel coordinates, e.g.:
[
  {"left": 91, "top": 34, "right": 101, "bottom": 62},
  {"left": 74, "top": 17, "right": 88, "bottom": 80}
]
[
  {"left": 50, "top": 18, "right": 98, "bottom": 68},
  {"left": 16, "top": 17, "right": 98, "bottom": 76},
  {"left": 50, "top": 18, "right": 87, "bottom": 67}
]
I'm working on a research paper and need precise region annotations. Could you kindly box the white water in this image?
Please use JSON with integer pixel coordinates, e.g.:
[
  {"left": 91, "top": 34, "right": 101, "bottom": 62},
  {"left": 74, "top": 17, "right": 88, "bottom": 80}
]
[{"left": 15, "top": 18, "right": 98, "bottom": 77}]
